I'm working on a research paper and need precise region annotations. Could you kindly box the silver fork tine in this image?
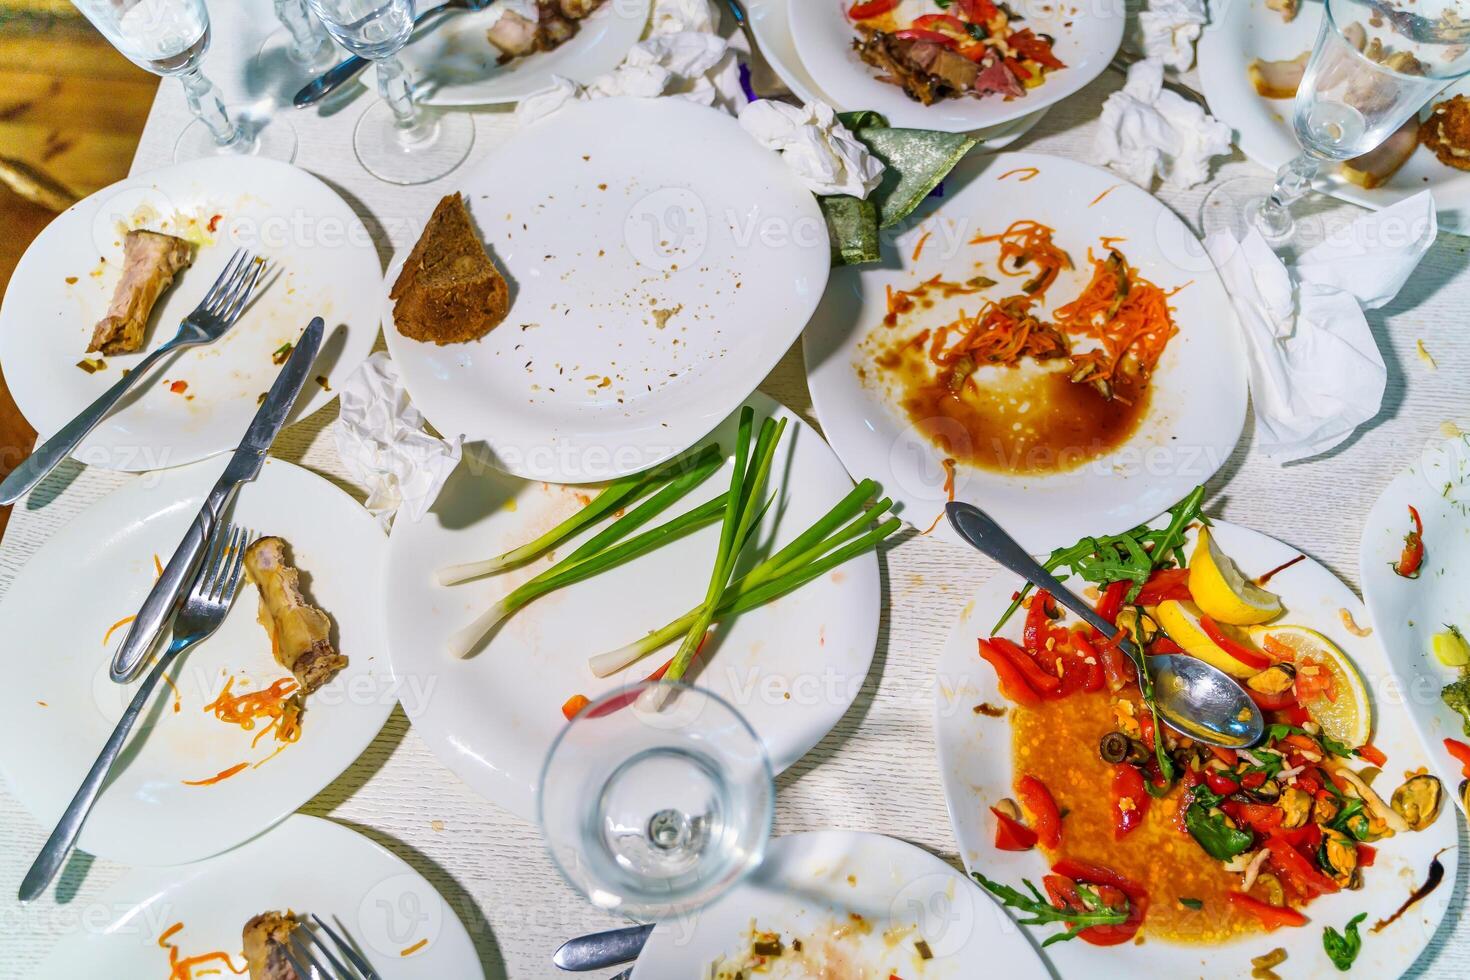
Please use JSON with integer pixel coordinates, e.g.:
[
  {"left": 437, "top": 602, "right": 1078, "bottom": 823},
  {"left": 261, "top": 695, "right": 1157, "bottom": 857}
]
[
  {"left": 192, "top": 518, "right": 233, "bottom": 601},
  {"left": 198, "top": 248, "right": 249, "bottom": 313},
  {"left": 311, "top": 914, "right": 381, "bottom": 980},
  {"left": 212, "top": 526, "right": 249, "bottom": 603},
  {"left": 290, "top": 930, "right": 345, "bottom": 980},
  {"left": 218, "top": 258, "right": 267, "bottom": 325},
  {"left": 299, "top": 923, "right": 355, "bottom": 979},
  {"left": 204, "top": 252, "right": 256, "bottom": 318}
]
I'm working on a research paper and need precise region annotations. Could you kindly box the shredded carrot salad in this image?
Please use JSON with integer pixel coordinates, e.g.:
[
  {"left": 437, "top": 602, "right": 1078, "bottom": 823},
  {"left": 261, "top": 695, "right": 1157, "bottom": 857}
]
[
  {"left": 204, "top": 676, "right": 303, "bottom": 747},
  {"left": 970, "top": 220, "right": 1073, "bottom": 297},
  {"left": 1053, "top": 249, "right": 1181, "bottom": 393},
  {"left": 159, "top": 921, "right": 247, "bottom": 979},
  {"left": 884, "top": 274, "right": 996, "bottom": 327}
]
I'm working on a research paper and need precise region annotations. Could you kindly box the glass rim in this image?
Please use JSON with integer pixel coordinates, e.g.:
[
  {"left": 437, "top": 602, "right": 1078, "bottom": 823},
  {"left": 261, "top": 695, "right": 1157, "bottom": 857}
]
[{"left": 1324, "top": 0, "right": 1470, "bottom": 82}]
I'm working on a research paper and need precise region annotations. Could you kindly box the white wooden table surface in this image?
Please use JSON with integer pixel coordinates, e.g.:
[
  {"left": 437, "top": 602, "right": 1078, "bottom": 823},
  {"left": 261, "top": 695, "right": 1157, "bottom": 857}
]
[{"left": 3, "top": 3, "right": 1470, "bottom": 977}]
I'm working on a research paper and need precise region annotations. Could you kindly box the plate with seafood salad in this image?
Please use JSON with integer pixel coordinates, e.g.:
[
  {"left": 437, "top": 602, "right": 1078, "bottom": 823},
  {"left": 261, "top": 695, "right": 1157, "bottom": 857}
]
[
  {"left": 934, "top": 495, "right": 1457, "bottom": 976},
  {"left": 788, "top": 0, "right": 1123, "bottom": 131},
  {"left": 630, "top": 831, "right": 1045, "bottom": 979},
  {"left": 804, "top": 152, "right": 1247, "bottom": 554}
]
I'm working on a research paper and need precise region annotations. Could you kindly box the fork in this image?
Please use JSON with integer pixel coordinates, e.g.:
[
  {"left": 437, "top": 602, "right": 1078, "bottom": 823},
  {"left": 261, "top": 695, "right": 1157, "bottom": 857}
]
[
  {"left": 0, "top": 249, "right": 267, "bottom": 506},
  {"left": 18, "top": 522, "right": 253, "bottom": 903},
  {"left": 286, "top": 914, "right": 384, "bottom": 980}
]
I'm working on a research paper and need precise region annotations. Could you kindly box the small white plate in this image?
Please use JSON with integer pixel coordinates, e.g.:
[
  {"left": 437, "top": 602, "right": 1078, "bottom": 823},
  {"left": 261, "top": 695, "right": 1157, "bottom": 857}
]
[
  {"left": 382, "top": 393, "right": 880, "bottom": 821},
  {"left": 804, "top": 151, "right": 1247, "bottom": 555},
  {"left": 0, "top": 155, "right": 380, "bottom": 474},
  {"left": 934, "top": 519, "right": 1457, "bottom": 976},
  {"left": 382, "top": 96, "right": 831, "bottom": 484},
  {"left": 0, "top": 458, "right": 393, "bottom": 867},
  {"left": 34, "top": 814, "right": 482, "bottom": 979},
  {"left": 632, "top": 830, "right": 1046, "bottom": 978},
  {"left": 1198, "top": 0, "right": 1470, "bottom": 234},
  {"left": 405, "top": 0, "right": 651, "bottom": 107},
  {"left": 1361, "top": 433, "right": 1470, "bottom": 816},
  {"left": 788, "top": 0, "right": 1123, "bottom": 133},
  {"left": 746, "top": 0, "right": 1048, "bottom": 147}
]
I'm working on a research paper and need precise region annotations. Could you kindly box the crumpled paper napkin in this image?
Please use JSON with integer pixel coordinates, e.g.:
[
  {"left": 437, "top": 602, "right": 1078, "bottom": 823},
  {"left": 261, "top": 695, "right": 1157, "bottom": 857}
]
[
  {"left": 1132, "top": 0, "right": 1207, "bottom": 72},
  {"left": 738, "top": 100, "right": 884, "bottom": 198},
  {"left": 334, "top": 352, "right": 463, "bottom": 529},
  {"left": 1204, "top": 190, "right": 1437, "bottom": 462},
  {"left": 1095, "top": 58, "right": 1232, "bottom": 188}
]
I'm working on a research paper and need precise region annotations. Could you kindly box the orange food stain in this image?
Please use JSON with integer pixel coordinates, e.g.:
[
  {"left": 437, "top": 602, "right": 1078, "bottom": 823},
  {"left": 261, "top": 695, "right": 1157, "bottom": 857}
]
[
  {"left": 169, "top": 380, "right": 189, "bottom": 394},
  {"left": 160, "top": 671, "right": 182, "bottom": 713},
  {"left": 1089, "top": 184, "right": 1123, "bottom": 207},
  {"left": 911, "top": 230, "right": 933, "bottom": 262},
  {"left": 182, "top": 762, "right": 249, "bottom": 786},
  {"left": 999, "top": 167, "right": 1041, "bottom": 182},
  {"left": 401, "top": 938, "right": 429, "bottom": 957},
  {"left": 102, "top": 615, "right": 136, "bottom": 647},
  {"left": 154, "top": 554, "right": 164, "bottom": 578}
]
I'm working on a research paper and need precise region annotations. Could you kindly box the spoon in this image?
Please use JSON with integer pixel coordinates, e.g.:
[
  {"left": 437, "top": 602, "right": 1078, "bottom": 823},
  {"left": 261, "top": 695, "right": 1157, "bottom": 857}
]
[{"left": 945, "top": 502, "right": 1265, "bottom": 749}]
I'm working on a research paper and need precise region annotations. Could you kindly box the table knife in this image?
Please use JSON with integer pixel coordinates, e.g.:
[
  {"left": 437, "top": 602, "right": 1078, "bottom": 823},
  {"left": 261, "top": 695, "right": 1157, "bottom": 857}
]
[
  {"left": 552, "top": 923, "right": 653, "bottom": 971},
  {"left": 107, "top": 316, "right": 325, "bottom": 683}
]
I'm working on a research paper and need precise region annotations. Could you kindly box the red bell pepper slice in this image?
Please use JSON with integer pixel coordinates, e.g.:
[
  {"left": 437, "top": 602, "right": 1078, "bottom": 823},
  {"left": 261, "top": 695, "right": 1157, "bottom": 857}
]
[
  {"left": 1264, "top": 837, "right": 1340, "bottom": 896},
  {"left": 1444, "top": 737, "right": 1470, "bottom": 776},
  {"left": 1049, "top": 859, "right": 1148, "bottom": 945},
  {"left": 1395, "top": 505, "right": 1425, "bottom": 578},
  {"left": 1261, "top": 633, "right": 1298, "bottom": 662},
  {"left": 989, "top": 637, "right": 1063, "bottom": 695},
  {"left": 1134, "top": 567, "right": 1192, "bottom": 605},
  {"left": 848, "top": 0, "right": 899, "bottom": 19},
  {"left": 1204, "top": 769, "right": 1240, "bottom": 796},
  {"left": 977, "top": 639, "right": 1043, "bottom": 707},
  {"left": 957, "top": 0, "right": 1000, "bottom": 21},
  {"left": 1042, "top": 874, "right": 1082, "bottom": 911},
  {"left": 911, "top": 13, "right": 967, "bottom": 33},
  {"left": 1271, "top": 820, "right": 1321, "bottom": 849},
  {"left": 1357, "top": 842, "right": 1377, "bottom": 867},
  {"left": 1095, "top": 580, "right": 1129, "bottom": 624},
  {"left": 1228, "top": 801, "right": 1284, "bottom": 834},
  {"left": 892, "top": 28, "right": 959, "bottom": 47},
  {"left": 1017, "top": 774, "right": 1062, "bottom": 849},
  {"left": 1246, "top": 686, "right": 1297, "bottom": 711},
  {"left": 1007, "top": 28, "right": 1066, "bottom": 69},
  {"left": 1111, "top": 764, "right": 1148, "bottom": 838},
  {"left": 1149, "top": 636, "right": 1185, "bottom": 655},
  {"left": 1022, "top": 590, "right": 1056, "bottom": 655},
  {"left": 1356, "top": 742, "right": 1387, "bottom": 767},
  {"left": 991, "top": 806, "right": 1038, "bottom": 851},
  {"left": 1226, "top": 891, "right": 1308, "bottom": 929},
  {"left": 1199, "top": 615, "right": 1272, "bottom": 670}
]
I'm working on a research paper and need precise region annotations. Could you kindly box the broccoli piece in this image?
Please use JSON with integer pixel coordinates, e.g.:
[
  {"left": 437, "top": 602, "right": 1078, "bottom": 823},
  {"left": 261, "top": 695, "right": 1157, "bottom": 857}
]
[{"left": 1442, "top": 671, "right": 1470, "bottom": 736}]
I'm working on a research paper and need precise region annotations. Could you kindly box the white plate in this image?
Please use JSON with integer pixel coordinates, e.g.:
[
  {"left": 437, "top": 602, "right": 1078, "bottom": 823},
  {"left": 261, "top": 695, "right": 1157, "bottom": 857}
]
[
  {"left": 804, "top": 151, "right": 1248, "bottom": 555},
  {"left": 1361, "top": 433, "right": 1470, "bottom": 816},
  {"left": 0, "top": 458, "right": 393, "bottom": 867},
  {"left": 789, "top": 0, "right": 1123, "bottom": 133},
  {"left": 1198, "top": 0, "right": 1470, "bottom": 234},
  {"left": 381, "top": 96, "right": 831, "bottom": 484},
  {"left": 34, "top": 814, "right": 482, "bottom": 978},
  {"left": 632, "top": 830, "right": 1047, "bottom": 978},
  {"left": 405, "top": 0, "right": 651, "bottom": 107},
  {"left": 747, "top": 0, "right": 1048, "bottom": 147},
  {"left": 382, "top": 393, "right": 880, "bottom": 820},
  {"left": 934, "top": 519, "right": 1457, "bottom": 976},
  {"left": 0, "top": 155, "right": 380, "bottom": 474}
]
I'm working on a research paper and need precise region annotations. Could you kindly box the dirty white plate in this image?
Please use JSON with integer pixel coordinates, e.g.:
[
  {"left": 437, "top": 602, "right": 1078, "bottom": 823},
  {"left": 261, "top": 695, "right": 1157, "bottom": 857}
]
[
  {"left": 34, "top": 814, "right": 482, "bottom": 979},
  {"left": 0, "top": 155, "right": 380, "bottom": 474},
  {"left": 1361, "top": 432, "right": 1470, "bottom": 816},
  {"left": 632, "top": 830, "right": 1046, "bottom": 978},
  {"left": 789, "top": 0, "right": 1122, "bottom": 133},
  {"left": 1198, "top": 0, "right": 1470, "bottom": 234},
  {"left": 804, "top": 151, "right": 1247, "bottom": 555},
  {"left": 746, "top": 0, "right": 1048, "bottom": 147},
  {"left": 382, "top": 393, "right": 880, "bottom": 821},
  {"left": 404, "top": 0, "right": 651, "bottom": 107},
  {"left": 934, "top": 519, "right": 1457, "bottom": 977},
  {"left": 0, "top": 458, "right": 393, "bottom": 867},
  {"left": 382, "top": 96, "right": 830, "bottom": 484}
]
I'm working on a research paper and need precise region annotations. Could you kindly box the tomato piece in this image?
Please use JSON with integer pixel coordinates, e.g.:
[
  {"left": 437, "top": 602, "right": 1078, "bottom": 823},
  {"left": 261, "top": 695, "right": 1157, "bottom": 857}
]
[
  {"left": 1022, "top": 590, "right": 1056, "bottom": 655},
  {"left": 1110, "top": 764, "right": 1148, "bottom": 839},
  {"left": 1356, "top": 742, "right": 1387, "bottom": 767},
  {"left": 1395, "top": 505, "right": 1425, "bottom": 578},
  {"left": 991, "top": 806, "right": 1038, "bottom": 851},
  {"left": 957, "top": 0, "right": 1000, "bottom": 22},
  {"left": 977, "top": 639, "right": 1043, "bottom": 707},
  {"left": 911, "top": 13, "right": 967, "bottom": 33},
  {"left": 1357, "top": 842, "right": 1377, "bottom": 867},
  {"left": 1247, "top": 685, "right": 1297, "bottom": 711},
  {"left": 1294, "top": 657, "right": 1338, "bottom": 703},
  {"left": 1233, "top": 802, "right": 1284, "bottom": 834},
  {"left": 1444, "top": 737, "right": 1470, "bottom": 776},
  {"left": 1204, "top": 770, "right": 1240, "bottom": 796},
  {"left": 1007, "top": 28, "right": 1066, "bottom": 69},
  {"left": 1208, "top": 746, "right": 1239, "bottom": 766},
  {"left": 1050, "top": 859, "right": 1148, "bottom": 945},
  {"left": 1226, "top": 892, "right": 1308, "bottom": 929},
  {"left": 1199, "top": 615, "right": 1272, "bottom": 670},
  {"left": 892, "top": 28, "right": 959, "bottom": 46},
  {"left": 1017, "top": 774, "right": 1063, "bottom": 849},
  {"left": 1263, "top": 837, "right": 1339, "bottom": 896},
  {"left": 1149, "top": 636, "right": 1185, "bottom": 655},
  {"left": 989, "top": 637, "right": 1063, "bottom": 694},
  {"left": 560, "top": 694, "right": 590, "bottom": 721},
  {"left": 1271, "top": 821, "right": 1321, "bottom": 849},
  {"left": 1042, "top": 874, "right": 1083, "bottom": 911},
  {"left": 1133, "top": 567, "right": 1192, "bottom": 605},
  {"left": 1094, "top": 580, "right": 1129, "bottom": 624},
  {"left": 848, "top": 0, "right": 900, "bottom": 18}
]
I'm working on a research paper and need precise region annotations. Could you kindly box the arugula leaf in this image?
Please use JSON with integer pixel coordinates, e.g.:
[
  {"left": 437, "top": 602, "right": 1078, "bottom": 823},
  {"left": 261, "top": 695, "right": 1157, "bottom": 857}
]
[
  {"left": 1179, "top": 897, "right": 1204, "bottom": 910},
  {"left": 970, "top": 872, "right": 1129, "bottom": 947},
  {"left": 1323, "top": 912, "right": 1367, "bottom": 971},
  {"left": 1267, "top": 723, "right": 1353, "bottom": 758},
  {"left": 1184, "top": 802, "right": 1254, "bottom": 861}
]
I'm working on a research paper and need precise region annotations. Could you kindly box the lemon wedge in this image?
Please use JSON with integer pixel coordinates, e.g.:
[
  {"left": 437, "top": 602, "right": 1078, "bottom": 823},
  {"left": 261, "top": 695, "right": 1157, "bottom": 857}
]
[
  {"left": 1188, "top": 528, "right": 1284, "bottom": 626},
  {"left": 1154, "top": 599, "right": 1259, "bottom": 679},
  {"left": 1250, "top": 625, "right": 1372, "bottom": 749}
]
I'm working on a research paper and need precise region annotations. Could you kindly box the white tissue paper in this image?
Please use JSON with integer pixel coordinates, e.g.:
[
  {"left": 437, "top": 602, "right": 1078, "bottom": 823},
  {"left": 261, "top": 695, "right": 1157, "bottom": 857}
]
[
  {"left": 1094, "top": 58, "right": 1232, "bottom": 189},
  {"left": 334, "top": 352, "right": 463, "bottom": 529},
  {"left": 481, "top": 0, "right": 539, "bottom": 30},
  {"left": 1204, "top": 191, "right": 1437, "bottom": 463},
  {"left": 738, "top": 100, "right": 885, "bottom": 198},
  {"left": 1132, "top": 0, "right": 1207, "bottom": 72}
]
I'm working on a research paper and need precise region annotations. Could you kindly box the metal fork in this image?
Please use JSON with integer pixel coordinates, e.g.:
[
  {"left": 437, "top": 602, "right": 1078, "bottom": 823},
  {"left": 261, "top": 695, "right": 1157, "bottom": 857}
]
[
  {"left": 286, "top": 914, "right": 383, "bottom": 980},
  {"left": 18, "top": 522, "right": 253, "bottom": 902},
  {"left": 0, "top": 249, "right": 267, "bottom": 505}
]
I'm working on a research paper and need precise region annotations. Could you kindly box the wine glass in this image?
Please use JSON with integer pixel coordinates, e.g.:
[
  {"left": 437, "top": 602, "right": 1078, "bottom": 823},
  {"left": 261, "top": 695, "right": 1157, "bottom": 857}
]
[
  {"left": 258, "top": 0, "right": 340, "bottom": 78},
  {"left": 71, "top": 0, "right": 297, "bottom": 163},
  {"left": 1202, "top": 0, "right": 1470, "bottom": 245},
  {"left": 538, "top": 681, "right": 774, "bottom": 919},
  {"left": 306, "top": 0, "right": 474, "bottom": 185}
]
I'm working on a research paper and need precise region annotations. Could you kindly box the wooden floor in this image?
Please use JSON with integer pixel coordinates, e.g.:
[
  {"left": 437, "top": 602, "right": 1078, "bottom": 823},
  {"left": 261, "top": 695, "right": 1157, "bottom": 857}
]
[{"left": 0, "top": 2, "right": 157, "bottom": 535}]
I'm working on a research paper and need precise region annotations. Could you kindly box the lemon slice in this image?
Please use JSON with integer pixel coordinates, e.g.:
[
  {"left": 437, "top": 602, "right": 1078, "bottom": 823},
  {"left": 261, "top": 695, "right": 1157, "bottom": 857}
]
[
  {"left": 1188, "top": 528, "right": 1284, "bottom": 626},
  {"left": 1154, "top": 599, "right": 1259, "bottom": 679},
  {"left": 1250, "top": 625, "right": 1372, "bottom": 749}
]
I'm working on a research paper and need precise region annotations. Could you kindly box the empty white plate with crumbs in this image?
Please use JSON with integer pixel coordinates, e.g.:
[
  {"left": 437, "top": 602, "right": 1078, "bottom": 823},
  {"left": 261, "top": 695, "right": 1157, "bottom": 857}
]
[{"left": 381, "top": 96, "right": 831, "bottom": 484}]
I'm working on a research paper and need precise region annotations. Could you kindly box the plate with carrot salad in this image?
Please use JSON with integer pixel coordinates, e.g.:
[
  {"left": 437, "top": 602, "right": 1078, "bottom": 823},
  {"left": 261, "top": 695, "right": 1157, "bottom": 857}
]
[
  {"left": 804, "top": 151, "right": 1248, "bottom": 554},
  {"left": 933, "top": 503, "right": 1456, "bottom": 976}
]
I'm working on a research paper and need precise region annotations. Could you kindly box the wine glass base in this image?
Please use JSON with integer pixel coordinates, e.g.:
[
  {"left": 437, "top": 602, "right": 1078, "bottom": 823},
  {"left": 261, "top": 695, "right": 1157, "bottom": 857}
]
[
  {"left": 255, "top": 28, "right": 340, "bottom": 81},
  {"left": 1199, "top": 175, "right": 1330, "bottom": 256},
  {"left": 353, "top": 101, "right": 474, "bottom": 185},
  {"left": 173, "top": 105, "right": 297, "bottom": 164}
]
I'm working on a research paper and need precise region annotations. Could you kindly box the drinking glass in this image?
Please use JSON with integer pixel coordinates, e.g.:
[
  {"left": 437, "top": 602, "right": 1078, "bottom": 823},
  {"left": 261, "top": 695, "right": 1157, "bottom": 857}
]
[
  {"left": 259, "top": 0, "right": 340, "bottom": 77},
  {"left": 71, "top": 0, "right": 297, "bottom": 163},
  {"left": 538, "top": 681, "right": 774, "bottom": 919},
  {"left": 1203, "top": 0, "right": 1470, "bottom": 244},
  {"left": 306, "top": 0, "right": 474, "bottom": 184}
]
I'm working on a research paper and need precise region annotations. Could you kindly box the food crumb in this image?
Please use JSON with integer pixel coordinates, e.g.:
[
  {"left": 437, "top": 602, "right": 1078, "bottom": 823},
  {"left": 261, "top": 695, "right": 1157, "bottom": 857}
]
[
  {"left": 1339, "top": 607, "right": 1372, "bottom": 637},
  {"left": 431, "top": 820, "right": 444, "bottom": 832},
  {"left": 315, "top": 375, "right": 331, "bottom": 391},
  {"left": 1417, "top": 339, "right": 1437, "bottom": 369},
  {"left": 400, "top": 938, "right": 428, "bottom": 957},
  {"left": 75, "top": 358, "right": 106, "bottom": 374},
  {"left": 64, "top": 276, "right": 78, "bottom": 285}
]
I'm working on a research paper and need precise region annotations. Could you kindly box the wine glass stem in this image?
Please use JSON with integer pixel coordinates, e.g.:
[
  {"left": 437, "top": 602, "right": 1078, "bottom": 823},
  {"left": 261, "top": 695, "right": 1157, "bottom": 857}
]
[
  {"left": 179, "top": 68, "right": 240, "bottom": 148},
  {"left": 1257, "top": 151, "right": 1322, "bottom": 239},
  {"left": 375, "top": 56, "right": 431, "bottom": 143},
  {"left": 275, "top": 0, "right": 329, "bottom": 62}
]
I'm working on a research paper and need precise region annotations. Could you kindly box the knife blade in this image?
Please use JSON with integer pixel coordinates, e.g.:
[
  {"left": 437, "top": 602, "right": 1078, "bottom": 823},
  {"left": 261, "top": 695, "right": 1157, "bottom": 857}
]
[{"left": 108, "top": 317, "right": 325, "bottom": 683}]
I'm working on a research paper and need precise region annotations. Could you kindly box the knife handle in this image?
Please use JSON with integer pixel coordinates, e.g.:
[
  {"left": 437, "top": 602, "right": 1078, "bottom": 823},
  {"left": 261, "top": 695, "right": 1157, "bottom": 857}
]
[{"left": 108, "top": 478, "right": 239, "bottom": 683}]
